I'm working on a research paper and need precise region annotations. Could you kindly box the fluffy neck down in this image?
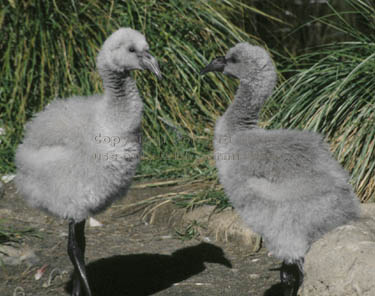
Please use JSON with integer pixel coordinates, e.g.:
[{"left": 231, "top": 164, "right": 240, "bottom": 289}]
[
  {"left": 99, "top": 66, "right": 143, "bottom": 133},
  {"left": 220, "top": 68, "right": 277, "bottom": 134}
]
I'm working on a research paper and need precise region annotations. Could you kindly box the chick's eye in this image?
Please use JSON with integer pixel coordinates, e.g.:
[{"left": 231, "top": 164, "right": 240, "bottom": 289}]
[
  {"left": 230, "top": 56, "right": 238, "bottom": 63},
  {"left": 129, "top": 47, "right": 135, "bottom": 53}
]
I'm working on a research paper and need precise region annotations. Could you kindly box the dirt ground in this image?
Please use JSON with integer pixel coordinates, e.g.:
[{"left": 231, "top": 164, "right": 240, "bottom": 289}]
[{"left": 0, "top": 181, "right": 284, "bottom": 296}]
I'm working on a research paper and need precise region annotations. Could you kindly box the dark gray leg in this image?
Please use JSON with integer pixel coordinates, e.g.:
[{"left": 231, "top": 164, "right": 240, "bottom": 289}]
[
  {"left": 68, "top": 219, "right": 92, "bottom": 296},
  {"left": 280, "top": 258, "right": 304, "bottom": 296}
]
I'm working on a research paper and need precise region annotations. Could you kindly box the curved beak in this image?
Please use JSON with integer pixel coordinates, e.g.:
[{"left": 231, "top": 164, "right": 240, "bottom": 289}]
[
  {"left": 200, "top": 56, "right": 226, "bottom": 75},
  {"left": 141, "top": 51, "right": 162, "bottom": 80}
]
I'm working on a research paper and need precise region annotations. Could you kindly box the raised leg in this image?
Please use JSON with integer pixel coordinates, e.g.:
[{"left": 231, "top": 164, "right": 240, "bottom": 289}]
[
  {"left": 68, "top": 219, "right": 92, "bottom": 296},
  {"left": 280, "top": 257, "right": 304, "bottom": 296}
]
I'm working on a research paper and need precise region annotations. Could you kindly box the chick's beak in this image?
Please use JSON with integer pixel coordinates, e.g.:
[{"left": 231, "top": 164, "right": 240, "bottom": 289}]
[
  {"left": 141, "top": 51, "right": 162, "bottom": 80},
  {"left": 200, "top": 56, "right": 226, "bottom": 75}
]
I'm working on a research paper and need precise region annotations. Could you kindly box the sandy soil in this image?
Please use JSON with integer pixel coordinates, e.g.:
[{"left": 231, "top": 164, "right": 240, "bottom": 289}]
[{"left": 0, "top": 181, "right": 283, "bottom": 296}]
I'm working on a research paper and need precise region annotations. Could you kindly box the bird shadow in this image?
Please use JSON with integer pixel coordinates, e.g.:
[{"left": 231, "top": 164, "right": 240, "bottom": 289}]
[
  {"left": 263, "top": 283, "right": 284, "bottom": 296},
  {"left": 65, "top": 242, "right": 232, "bottom": 296},
  {"left": 263, "top": 266, "right": 283, "bottom": 296}
]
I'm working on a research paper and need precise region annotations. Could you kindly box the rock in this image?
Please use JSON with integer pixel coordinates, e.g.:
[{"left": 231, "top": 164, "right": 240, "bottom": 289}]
[
  {"left": 0, "top": 243, "right": 40, "bottom": 266},
  {"left": 1, "top": 174, "right": 15, "bottom": 184},
  {"left": 301, "top": 204, "right": 375, "bottom": 296},
  {"left": 89, "top": 217, "right": 103, "bottom": 227}
]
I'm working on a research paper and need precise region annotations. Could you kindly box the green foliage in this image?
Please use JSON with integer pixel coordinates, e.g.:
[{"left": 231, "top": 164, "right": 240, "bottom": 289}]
[
  {"left": 267, "top": 0, "right": 375, "bottom": 201},
  {"left": 175, "top": 220, "right": 206, "bottom": 241},
  {"left": 216, "top": 0, "right": 359, "bottom": 56},
  {"left": 137, "top": 133, "right": 215, "bottom": 181}
]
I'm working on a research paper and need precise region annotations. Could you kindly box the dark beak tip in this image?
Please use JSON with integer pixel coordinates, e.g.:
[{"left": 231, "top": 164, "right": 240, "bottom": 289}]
[
  {"left": 218, "top": 257, "right": 232, "bottom": 268},
  {"left": 199, "top": 56, "right": 226, "bottom": 76},
  {"left": 199, "top": 66, "right": 211, "bottom": 76}
]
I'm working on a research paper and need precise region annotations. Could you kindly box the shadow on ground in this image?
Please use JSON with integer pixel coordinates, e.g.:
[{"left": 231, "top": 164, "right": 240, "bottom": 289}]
[
  {"left": 65, "top": 242, "right": 232, "bottom": 296},
  {"left": 263, "top": 283, "right": 284, "bottom": 296},
  {"left": 263, "top": 266, "right": 283, "bottom": 296}
]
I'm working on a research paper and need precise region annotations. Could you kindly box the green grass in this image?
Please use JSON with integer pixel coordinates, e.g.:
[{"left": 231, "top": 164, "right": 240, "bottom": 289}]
[
  {"left": 0, "top": 219, "right": 41, "bottom": 244},
  {"left": 175, "top": 220, "right": 206, "bottom": 241},
  {"left": 266, "top": 0, "right": 375, "bottom": 202},
  {"left": 137, "top": 130, "right": 214, "bottom": 180},
  {"left": 172, "top": 188, "right": 230, "bottom": 211},
  {"left": 216, "top": 0, "right": 361, "bottom": 57}
]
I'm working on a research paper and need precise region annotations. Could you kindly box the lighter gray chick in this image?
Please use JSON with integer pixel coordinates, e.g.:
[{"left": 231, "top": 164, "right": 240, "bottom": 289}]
[{"left": 201, "top": 43, "right": 359, "bottom": 296}]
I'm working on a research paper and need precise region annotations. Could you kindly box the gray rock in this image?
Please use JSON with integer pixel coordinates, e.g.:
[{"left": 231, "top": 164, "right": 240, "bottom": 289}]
[
  {"left": 301, "top": 204, "right": 375, "bottom": 296},
  {"left": 0, "top": 243, "right": 40, "bottom": 266}
]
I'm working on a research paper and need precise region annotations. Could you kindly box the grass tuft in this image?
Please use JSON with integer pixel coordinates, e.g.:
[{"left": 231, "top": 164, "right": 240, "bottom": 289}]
[{"left": 175, "top": 220, "right": 206, "bottom": 241}]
